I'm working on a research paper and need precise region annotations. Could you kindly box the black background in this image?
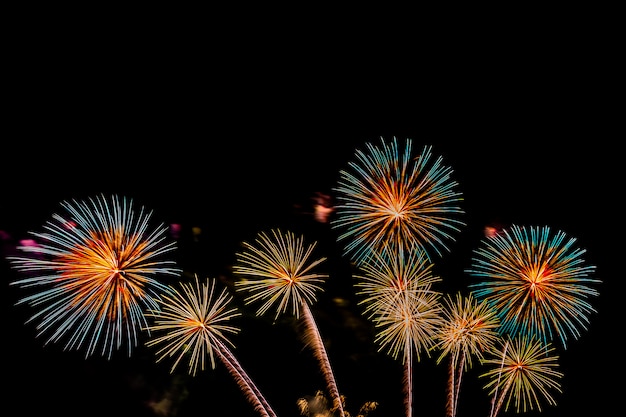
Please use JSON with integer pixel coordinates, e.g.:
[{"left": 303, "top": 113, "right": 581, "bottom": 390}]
[{"left": 2, "top": 12, "right": 620, "bottom": 417}]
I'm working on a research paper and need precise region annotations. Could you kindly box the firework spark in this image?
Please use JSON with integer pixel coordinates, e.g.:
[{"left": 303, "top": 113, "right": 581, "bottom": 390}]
[
  {"left": 145, "top": 275, "right": 241, "bottom": 375},
  {"left": 233, "top": 229, "right": 345, "bottom": 417},
  {"left": 373, "top": 286, "right": 442, "bottom": 417},
  {"left": 8, "top": 194, "right": 180, "bottom": 358},
  {"left": 354, "top": 241, "right": 441, "bottom": 320},
  {"left": 481, "top": 335, "right": 563, "bottom": 416},
  {"left": 467, "top": 225, "right": 600, "bottom": 349},
  {"left": 145, "top": 275, "right": 277, "bottom": 417},
  {"left": 436, "top": 292, "right": 501, "bottom": 371},
  {"left": 353, "top": 241, "right": 443, "bottom": 417},
  {"left": 331, "top": 136, "right": 465, "bottom": 265},
  {"left": 233, "top": 229, "right": 328, "bottom": 321},
  {"left": 373, "top": 287, "right": 443, "bottom": 364},
  {"left": 435, "top": 292, "right": 501, "bottom": 417}
]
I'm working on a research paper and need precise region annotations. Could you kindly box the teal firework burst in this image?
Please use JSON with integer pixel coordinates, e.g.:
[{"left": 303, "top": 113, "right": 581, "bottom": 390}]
[
  {"left": 467, "top": 225, "right": 600, "bottom": 349},
  {"left": 8, "top": 194, "right": 181, "bottom": 359},
  {"left": 331, "top": 137, "right": 465, "bottom": 265}
]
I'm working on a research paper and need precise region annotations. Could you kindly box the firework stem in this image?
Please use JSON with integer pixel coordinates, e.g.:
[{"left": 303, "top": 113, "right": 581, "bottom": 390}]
[
  {"left": 403, "top": 346, "right": 413, "bottom": 417},
  {"left": 301, "top": 301, "right": 345, "bottom": 417},
  {"left": 452, "top": 350, "right": 465, "bottom": 417},
  {"left": 215, "top": 338, "right": 277, "bottom": 417}
]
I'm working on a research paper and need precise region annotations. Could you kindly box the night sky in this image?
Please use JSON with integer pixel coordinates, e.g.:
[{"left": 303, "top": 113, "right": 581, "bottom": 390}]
[{"left": 3, "top": 22, "right": 619, "bottom": 417}]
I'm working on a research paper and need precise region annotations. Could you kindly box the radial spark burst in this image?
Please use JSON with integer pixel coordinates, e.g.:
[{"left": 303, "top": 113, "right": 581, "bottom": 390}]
[
  {"left": 481, "top": 335, "right": 563, "bottom": 416},
  {"left": 331, "top": 136, "right": 465, "bottom": 265},
  {"left": 145, "top": 275, "right": 241, "bottom": 375},
  {"left": 435, "top": 292, "right": 501, "bottom": 417},
  {"left": 373, "top": 285, "right": 443, "bottom": 417},
  {"left": 146, "top": 275, "right": 277, "bottom": 417},
  {"left": 233, "top": 229, "right": 328, "bottom": 321},
  {"left": 354, "top": 241, "right": 441, "bottom": 321},
  {"left": 8, "top": 194, "right": 181, "bottom": 358},
  {"left": 354, "top": 241, "right": 443, "bottom": 417},
  {"left": 373, "top": 286, "right": 443, "bottom": 363},
  {"left": 436, "top": 292, "right": 501, "bottom": 371},
  {"left": 233, "top": 229, "right": 346, "bottom": 417},
  {"left": 467, "top": 225, "right": 600, "bottom": 349}
]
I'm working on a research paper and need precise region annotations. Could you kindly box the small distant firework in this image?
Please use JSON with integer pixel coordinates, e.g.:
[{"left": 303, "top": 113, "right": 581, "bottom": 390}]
[
  {"left": 467, "top": 225, "right": 600, "bottom": 349},
  {"left": 8, "top": 194, "right": 180, "bottom": 359},
  {"left": 297, "top": 390, "right": 378, "bottom": 417},
  {"left": 481, "top": 335, "right": 563, "bottom": 416},
  {"left": 331, "top": 136, "right": 465, "bottom": 265}
]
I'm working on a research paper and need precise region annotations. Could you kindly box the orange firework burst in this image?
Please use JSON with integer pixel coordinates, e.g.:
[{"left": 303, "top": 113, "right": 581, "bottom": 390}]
[
  {"left": 331, "top": 136, "right": 465, "bottom": 265},
  {"left": 8, "top": 194, "right": 181, "bottom": 358}
]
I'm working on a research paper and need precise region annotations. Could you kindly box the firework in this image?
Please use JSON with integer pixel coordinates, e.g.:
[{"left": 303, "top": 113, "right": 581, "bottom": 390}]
[
  {"left": 354, "top": 241, "right": 441, "bottom": 320},
  {"left": 331, "top": 136, "right": 465, "bottom": 265},
  {"left": 467, "top": 225, "right": 600, "bottom": 349},
  {"left": 233, "top": 229, "right": 328, "bottom": 321},
  {"left": 8, "top": 194, "right": 180, "bottom": 358},
  {"left": 435, "top": 292, "right": 501, "bottom": 417},
  {"left": 233, "top": 229, "right": 345, "bottom": 417},
  {"left": 436, "top": 292, "right": 501, "bottom": 371},
  {"left": 373, "top": 287, "right": 443, "bottom": 363},
  {"left": 373, "top": 286, "right": 442, "bottom": 417},
  {"left": 145, "top": 275, "right": 241, "bottom": 375},
  {"left": 145, "top": 275, "right": 277, "bottom": 417},
  {"left": 481, "top": 335, "right": 563, "bottom": 416},
  {"left": 353, "top": 240, "right": 443, "bottom": 417}
]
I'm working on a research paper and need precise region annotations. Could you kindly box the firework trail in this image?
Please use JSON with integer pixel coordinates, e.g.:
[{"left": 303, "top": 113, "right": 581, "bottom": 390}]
[{"left": 145, "top": 274, "right": 277, "bottom": 417}]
